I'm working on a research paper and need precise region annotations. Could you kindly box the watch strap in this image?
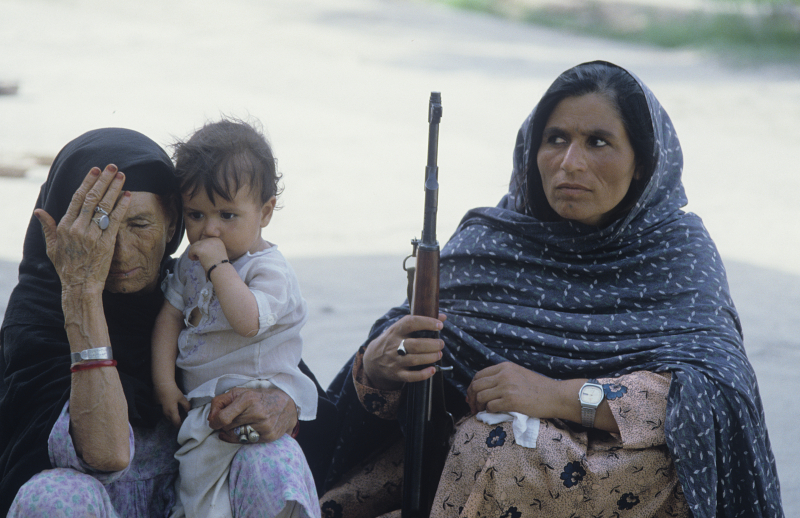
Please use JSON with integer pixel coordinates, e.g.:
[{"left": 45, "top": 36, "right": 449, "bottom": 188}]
[
  {"left": 581, "top": 405, "right": 597, "bottom": 428},
  {"left": 70, "top": 347, "right": 113, "bottom": 364},
  {"left": 579, "top": 380, "right": 604, "bottom": 428}
]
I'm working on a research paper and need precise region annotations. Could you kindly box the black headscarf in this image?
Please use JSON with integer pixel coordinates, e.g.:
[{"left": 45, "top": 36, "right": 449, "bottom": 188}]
[
  {"left": 0, "top": 128, "right": 183, "bottom": 514},
  {"left": 325, "top": 62, "right": 782, "bottom": 516}
]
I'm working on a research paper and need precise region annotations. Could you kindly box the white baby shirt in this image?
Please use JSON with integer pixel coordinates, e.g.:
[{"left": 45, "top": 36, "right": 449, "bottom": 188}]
[{"left": 163, "top": 245, "right": 317, "bottom": 420}]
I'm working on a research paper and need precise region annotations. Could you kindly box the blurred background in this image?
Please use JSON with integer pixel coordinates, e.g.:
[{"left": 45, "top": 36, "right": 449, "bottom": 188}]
[
  {"left": 1, "top": 0, "right": 798, "bottom": 271},
  {"left": 1, "top": 0, "right": 798, "bottom": 512},
  {"left": 434, "top": 0, "right": 800, "bottom": 64}
]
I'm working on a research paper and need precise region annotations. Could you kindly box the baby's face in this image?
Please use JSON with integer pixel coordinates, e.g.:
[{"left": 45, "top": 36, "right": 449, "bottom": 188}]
[{"left": 182, "top": 186, "right": 276, "bottom": 262}]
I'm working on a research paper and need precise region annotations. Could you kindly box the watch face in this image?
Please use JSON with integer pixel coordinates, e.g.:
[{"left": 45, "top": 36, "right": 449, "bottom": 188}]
[{"left": 580, "top": 385, "right": 604, "bottom": 405}]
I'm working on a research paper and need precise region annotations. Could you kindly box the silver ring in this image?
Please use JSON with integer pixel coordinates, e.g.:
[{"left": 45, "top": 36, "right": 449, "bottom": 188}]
[
  {"left": 235, "top": 426, "right": 247, "bottom": 443},
  {"left": 94, "top": 206, "right": 109, "bottom": 216},
  {"left": 237, "top": 425, "right": 260, "bottom": 444},
  {"left": 92, "top": 215, "right": 110, "bottom": 230},
  {"left": 245, "top": 425, "right": 260, "bottom": 443},
  {"left": 397, "top": 339, "right": 407, "bottom": 356}
]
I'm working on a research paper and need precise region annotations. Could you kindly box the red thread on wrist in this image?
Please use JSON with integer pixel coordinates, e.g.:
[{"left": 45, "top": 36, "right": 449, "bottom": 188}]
[
  {"left": 70, "top": 359, "right": 117, "bottom": 373},
  {"left": 291, "top": 422, "right": 300, "bottom": 439}
]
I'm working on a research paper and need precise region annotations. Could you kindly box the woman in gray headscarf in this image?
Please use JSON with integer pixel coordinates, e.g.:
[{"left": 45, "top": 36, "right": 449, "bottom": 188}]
[{"left": 319, "top": 61, "right": 782, "bottom": 517}]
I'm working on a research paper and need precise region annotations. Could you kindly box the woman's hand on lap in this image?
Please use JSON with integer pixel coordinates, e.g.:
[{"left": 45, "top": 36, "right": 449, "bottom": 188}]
[
  {"left": 208, "top": 386, "right": 297, "bottom": 443},
  {"left": 467, "top": 362, "right": 561, "bottom": 418}
]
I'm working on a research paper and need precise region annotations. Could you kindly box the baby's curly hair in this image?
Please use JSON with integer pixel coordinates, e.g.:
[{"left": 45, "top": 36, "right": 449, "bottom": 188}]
[{"left": 173, "top": 117, "right": 282, "bottom": 205}]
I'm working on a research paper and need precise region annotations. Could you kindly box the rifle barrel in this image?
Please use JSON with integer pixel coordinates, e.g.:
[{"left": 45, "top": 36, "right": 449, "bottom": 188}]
[{"left": 421, "top": 92, "right": 441, "bottom": 246}]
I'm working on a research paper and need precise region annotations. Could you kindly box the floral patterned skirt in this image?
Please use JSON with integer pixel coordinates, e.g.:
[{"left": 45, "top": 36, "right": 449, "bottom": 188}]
[{"left": 320, "top": 415, "right": 688, "bottom": 518}]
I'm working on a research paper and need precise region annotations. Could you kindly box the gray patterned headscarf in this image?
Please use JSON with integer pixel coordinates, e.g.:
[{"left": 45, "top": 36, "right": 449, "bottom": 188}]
[{"left": 325, "top": 62, "right": 782, "bottom": 516}]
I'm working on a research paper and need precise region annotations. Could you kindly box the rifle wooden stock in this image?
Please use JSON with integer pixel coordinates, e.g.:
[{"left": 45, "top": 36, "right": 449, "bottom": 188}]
[
  {"left": 402, "top": 92, "right": 452, "bottom": 518},
  {"left": 410, "top": 248, "right": 439, "bottom": 319},
  {"left": 403, "top": 246, "right": 439, "bottom": 518}
]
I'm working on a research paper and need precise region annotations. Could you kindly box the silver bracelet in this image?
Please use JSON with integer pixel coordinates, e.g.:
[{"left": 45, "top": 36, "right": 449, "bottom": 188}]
[{"left": 70, "top": 347, "right": 113, "bottom": 365}]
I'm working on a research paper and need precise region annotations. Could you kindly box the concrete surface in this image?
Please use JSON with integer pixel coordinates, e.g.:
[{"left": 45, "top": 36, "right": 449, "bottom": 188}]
[
  {"left": 0, "top": 254, "right": 797, "bottom": 512},
  {"left": 1, "top": 0, "right": 798, "bottom": 512}
]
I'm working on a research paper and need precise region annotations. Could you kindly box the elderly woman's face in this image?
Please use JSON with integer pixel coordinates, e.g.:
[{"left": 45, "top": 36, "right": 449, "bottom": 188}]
[
  {"left": 537, "top": 93, "right": 638, "bottom": 227},
  {"left": 104, "top": 192, "right": 176, "bottom": 294}
]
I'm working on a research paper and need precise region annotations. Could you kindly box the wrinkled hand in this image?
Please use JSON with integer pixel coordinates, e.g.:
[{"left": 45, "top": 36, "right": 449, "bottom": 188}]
[
  {"left": 208, "top": 386, "right": 297, "bottom": 444},
  {"left": 34, "top": 165, "right": 130, "bottom": 293},
  {"left": 187, "top": 238, "right": 228, "bottom": 272},
  {"left": 467, "top": 362, "right": 559, "bottom": 417},
  {"left": 362, "top": 314, "right": 446, "bottom": 391},
  {"left": 154, "top": 382, "right": 190, "bottom": 429}
]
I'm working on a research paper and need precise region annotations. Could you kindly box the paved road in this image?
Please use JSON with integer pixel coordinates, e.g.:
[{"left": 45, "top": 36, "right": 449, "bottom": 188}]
[{"left": 1, "top": 0, "right": 798, "bottom": 511}]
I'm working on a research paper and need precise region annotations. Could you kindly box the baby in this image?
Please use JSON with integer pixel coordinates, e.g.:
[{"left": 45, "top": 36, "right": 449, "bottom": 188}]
[{"left": 151, "top": 118, "right": 318, "bottom": 518}]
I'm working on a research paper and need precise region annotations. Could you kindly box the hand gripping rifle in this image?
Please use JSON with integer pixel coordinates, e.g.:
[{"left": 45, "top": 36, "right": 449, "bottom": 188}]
[{"left": 402, "top": 92, "right": 454, "bottom": 518}]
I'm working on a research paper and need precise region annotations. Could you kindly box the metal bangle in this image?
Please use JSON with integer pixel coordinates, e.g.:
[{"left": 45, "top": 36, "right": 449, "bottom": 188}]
[{"left": 70, "top": 347, "right": 113, "bottom": 364}]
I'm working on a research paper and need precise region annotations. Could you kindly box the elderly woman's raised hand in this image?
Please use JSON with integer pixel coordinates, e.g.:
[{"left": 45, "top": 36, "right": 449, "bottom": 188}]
[
  {"left": 34, "top": 165, "right": 129, "bottom": 292},
  {"left": 208, "top": 386, "right": 298, "bottom": 444},
  {"left": 362, "top": 314, "right": 446, "bottom": 391}
]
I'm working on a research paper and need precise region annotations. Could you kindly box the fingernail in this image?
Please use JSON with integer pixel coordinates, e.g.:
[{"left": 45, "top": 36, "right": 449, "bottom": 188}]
[
  {"left": 124, "top": 191, "right": 131, "bottom": 198},
  {"left": 437, "top": 322, "right": 443, "bottom": 329},
  {"left": 116, "top": 172, "right": 124, "bottom": 180},
  {"left": 107, "top": 164, "right": 118, "bottom": 173},
  {"left": 91, "top": 167, "right": 101, "bottom": 176}
]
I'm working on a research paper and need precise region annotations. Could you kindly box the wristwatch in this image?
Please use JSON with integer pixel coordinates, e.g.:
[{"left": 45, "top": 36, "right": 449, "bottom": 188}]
[{"left": 579, "top": 380, "right": 604, "bottom": 428}]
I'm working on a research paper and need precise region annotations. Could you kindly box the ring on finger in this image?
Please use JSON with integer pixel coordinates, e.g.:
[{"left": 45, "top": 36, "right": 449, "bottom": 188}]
[
  {"left": 397, "top": 339, "right": 407, "bottom": 356},
  {"left": 246, "top": 425, "right": 260, "bottom": 443},
  {"left": 244, "top": 425, "right": 260, "bottom": 443},
  {"left": 92, "top": 215, "right": 110, "bottom": 230},
  {"left": 236, "top": 425, "right": 260, "bottom": 444},
  {"left": 235, "top": 426, "right": 247, "bottom": 443},
  {"left": 94, "top": 206, "right": 109, "bottom": 216}
]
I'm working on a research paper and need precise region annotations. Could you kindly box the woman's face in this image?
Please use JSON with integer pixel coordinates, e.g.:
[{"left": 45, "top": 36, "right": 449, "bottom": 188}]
[
  {"left": 536, "top": 93, "right": 638, "bottom": 227},
  {"left": 105, "top": 192, "right": 176, "bottom": 294}
]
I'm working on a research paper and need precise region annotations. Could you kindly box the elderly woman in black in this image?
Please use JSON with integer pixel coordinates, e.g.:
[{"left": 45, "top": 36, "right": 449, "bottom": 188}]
[
  {"left": 0, "top": 128, "right": 320, "bottom": 517},
  {"left": 320, "top": 62, "right": 782, "bottom": 517}
]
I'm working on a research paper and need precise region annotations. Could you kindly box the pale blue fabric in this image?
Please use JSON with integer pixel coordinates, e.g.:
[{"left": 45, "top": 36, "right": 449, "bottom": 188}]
[{"left": 9, "top": 403, "right": 319, "bottom": 518}]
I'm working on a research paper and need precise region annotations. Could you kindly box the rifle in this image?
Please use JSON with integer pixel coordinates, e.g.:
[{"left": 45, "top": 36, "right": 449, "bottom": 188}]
[{"left": 401, "top": 92, "right": 454, "bottom": 518}]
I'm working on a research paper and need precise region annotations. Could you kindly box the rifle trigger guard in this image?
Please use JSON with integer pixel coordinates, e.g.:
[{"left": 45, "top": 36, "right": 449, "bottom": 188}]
[
  {"left": 403, "top": 254, "right": 415, "bottom": 272},
  {"left": 404, "top": 237, "right": 419, "bottom": 272}
]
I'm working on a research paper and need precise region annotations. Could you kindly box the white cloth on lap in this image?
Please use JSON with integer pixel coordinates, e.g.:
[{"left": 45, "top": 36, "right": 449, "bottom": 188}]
[{"left": 476, "top": 411, "right": 540, "bottom": 448}]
